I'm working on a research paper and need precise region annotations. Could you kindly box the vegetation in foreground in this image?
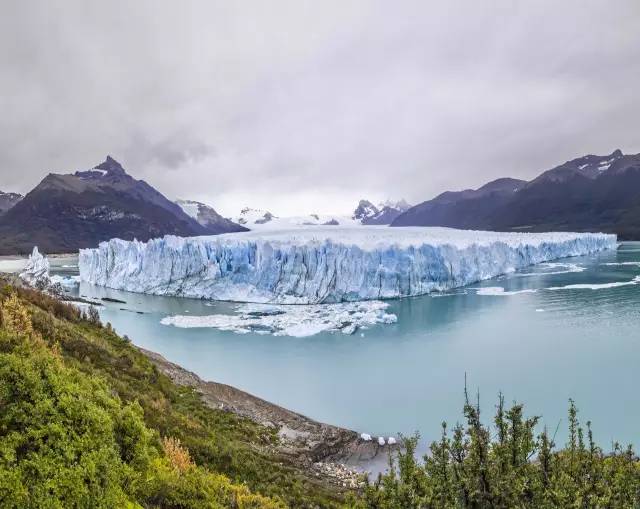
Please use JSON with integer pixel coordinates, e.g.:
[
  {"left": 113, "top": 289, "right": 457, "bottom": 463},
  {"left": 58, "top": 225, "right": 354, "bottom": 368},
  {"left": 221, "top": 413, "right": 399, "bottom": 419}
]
[
  {"left": 0, "top": 283, "right": 340, "bottom": 508},
  {"left": 355, "top": 392, "right": 640, "bottom": 508},
  {"left": 0, "top": 282, "right": 638, "bottom": 508}
]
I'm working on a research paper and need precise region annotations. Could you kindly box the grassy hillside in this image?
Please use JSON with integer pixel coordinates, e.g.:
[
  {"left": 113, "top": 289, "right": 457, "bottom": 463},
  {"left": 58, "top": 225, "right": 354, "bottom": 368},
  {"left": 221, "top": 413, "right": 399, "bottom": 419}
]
[
  {"left": 0, "top": 282, "right": 343, "bottom": 508},
  {"left": 1, "top": 281, "right": 639, "bottom": 508}
]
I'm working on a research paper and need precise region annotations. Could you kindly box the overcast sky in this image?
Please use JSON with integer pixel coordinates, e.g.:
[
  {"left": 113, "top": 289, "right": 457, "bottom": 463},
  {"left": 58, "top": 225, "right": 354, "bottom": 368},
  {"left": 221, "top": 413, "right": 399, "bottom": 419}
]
[{"left": 1, "top": 1, "right": 639, "bottom": 216}]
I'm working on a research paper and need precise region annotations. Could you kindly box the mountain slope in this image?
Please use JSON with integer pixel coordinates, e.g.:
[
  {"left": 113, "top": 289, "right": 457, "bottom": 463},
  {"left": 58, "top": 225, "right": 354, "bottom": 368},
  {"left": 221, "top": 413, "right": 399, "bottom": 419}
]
[
  {"left": 175, "top": 199, "right": 247, "bottom": 234},
  {"left": 392, "top": 149, "right": 640, "bottom": 238},
  {"left": 0, "top": 191, "right": 23, "bottom": 214},
  {"left": 0, "top": 281, "right": 350, "bottom": 507},
  {"left": 0, "top": 156, "right": 215, "bottom": 254},
  {"left": 352, "top": 199, "right": 411, "bottom": 225}
]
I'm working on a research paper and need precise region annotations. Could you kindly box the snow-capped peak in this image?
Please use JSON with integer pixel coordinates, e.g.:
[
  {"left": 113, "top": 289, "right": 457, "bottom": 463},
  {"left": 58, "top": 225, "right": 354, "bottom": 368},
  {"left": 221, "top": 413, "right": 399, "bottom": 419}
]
[
  {"left": 353, "top": 198, "right": 412, "bottom": 225},
  {"left": 235, "top": 207, "right": 276, "bottom": 226}
]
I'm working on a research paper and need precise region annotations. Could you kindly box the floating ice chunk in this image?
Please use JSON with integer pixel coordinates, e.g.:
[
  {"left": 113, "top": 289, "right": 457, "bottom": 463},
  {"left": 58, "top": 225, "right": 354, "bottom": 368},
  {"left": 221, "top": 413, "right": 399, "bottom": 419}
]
[
  {"left": 475, "top": 287, "right": 537, "bottom": 296},
  {"left": 516, "top": 262, "right": 586, "bottom": 277},
  {"left": 79, "top": 227, "right": 616, "bottom": 304},
  {"left": 50, "top": 275, "right": 80, "bottom": 288},
  {"left": 160, "top": 301, "right": 397, "bottom": 337},
  {"left": 547, "top": 276, "right": 640, "bottom": 291},
  {"left": 387, "top": 437, "right": 397, "bottom": 445},
  {"left": 378, "top": 437, "right": 386, "bottom": 446},
  {"left": 601, "top": 262, "right": 640, "bottom": 267},
  {"left": 360, "top": 433, "right": 372, "bottom": 441},
  {"left": 535, "top": 308, "right": 545, "bottom": 312}
]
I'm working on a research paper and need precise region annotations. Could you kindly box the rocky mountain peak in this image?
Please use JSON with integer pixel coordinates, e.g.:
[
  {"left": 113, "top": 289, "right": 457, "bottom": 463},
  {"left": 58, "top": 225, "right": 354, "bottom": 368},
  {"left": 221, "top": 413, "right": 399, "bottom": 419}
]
[{"left": 94, "top": 155, "right": 127, "bottom": 175}]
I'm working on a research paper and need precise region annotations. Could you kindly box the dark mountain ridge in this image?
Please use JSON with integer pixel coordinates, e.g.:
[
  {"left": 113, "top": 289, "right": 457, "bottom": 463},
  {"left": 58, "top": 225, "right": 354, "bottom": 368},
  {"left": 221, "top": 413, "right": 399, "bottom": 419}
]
[
  {"left": 0, "top": 156, "right": 243, "bottom": 254},
  {"left": 392, "top": 149, "right": 640, "bottom": 239},
  {"left": 0, "top": 191, "right": 23, "bottom": 214}
]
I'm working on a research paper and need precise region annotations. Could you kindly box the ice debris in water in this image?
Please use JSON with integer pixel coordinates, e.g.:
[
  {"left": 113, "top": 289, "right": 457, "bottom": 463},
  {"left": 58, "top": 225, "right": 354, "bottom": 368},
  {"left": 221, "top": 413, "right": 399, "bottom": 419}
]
[
  {"left": 79, "top": 226, "right": 616, "bottom": 304},
  {"left": 160, "top": 300, "right": 397, "bottom": 337},
  {"left": 475, "top": 287, "right": 537, "bottom": 296}
]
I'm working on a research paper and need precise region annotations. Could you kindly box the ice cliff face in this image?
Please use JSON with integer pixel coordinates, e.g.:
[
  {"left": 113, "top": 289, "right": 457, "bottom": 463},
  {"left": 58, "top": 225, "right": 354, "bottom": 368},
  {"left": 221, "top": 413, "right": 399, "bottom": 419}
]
[
  {"left": 79, "top": 227, "right": 617, "bottom": 304},
  {"left": 19, "top": 246, "right": 50, "bottom": 286}
]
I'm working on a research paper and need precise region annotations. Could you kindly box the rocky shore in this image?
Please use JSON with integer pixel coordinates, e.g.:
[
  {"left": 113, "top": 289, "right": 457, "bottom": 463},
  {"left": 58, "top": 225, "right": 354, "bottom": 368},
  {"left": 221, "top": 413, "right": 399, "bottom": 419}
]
[{"left": 140, "top": 347, "right": 397, "bottom": 485}]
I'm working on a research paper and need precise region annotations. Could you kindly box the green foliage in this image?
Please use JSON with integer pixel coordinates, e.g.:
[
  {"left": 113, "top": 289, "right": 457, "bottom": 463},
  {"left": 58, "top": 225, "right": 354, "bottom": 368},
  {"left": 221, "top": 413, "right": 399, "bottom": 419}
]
[
  {"left": 356, "top": 392, "right": 640, "bottom": 508},
  {"left": 0, "top": 284, "right": 340, "bottom": 508},
  {"left": 4, "top": 282, "right": 637, "bottom": 508}
]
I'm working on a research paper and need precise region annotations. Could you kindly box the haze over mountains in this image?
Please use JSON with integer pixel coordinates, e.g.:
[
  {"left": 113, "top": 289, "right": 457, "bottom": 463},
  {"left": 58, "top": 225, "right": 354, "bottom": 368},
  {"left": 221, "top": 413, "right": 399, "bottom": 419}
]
[
  {"left": 0, "top": 156, "right": 245, "bottom": 255},
  {"left": 1, "top": 148, "right": 639, "bottom": 255},
  {"left": 393, "top": 149, "right": 640, "bottom": 239}
]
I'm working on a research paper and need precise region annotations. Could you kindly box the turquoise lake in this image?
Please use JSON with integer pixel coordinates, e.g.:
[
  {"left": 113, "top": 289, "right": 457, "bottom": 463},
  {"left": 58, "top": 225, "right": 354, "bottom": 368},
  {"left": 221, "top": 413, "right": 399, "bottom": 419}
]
[{"left": 38, "top": 242, "right": 640, "bottom": 450}]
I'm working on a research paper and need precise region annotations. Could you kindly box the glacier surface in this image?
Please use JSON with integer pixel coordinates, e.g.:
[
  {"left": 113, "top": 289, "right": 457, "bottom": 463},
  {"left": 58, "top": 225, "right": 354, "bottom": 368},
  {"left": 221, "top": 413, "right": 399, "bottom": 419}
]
[{"left": 79, "top": 226, "right": 617, "bottom": 304}]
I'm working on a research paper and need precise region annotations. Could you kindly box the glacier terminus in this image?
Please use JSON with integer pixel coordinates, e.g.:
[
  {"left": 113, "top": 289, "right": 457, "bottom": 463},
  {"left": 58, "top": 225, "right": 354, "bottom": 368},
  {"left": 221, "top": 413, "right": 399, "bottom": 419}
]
[{"left": 78, "top": 226, "right": 617, "bottom": 304}]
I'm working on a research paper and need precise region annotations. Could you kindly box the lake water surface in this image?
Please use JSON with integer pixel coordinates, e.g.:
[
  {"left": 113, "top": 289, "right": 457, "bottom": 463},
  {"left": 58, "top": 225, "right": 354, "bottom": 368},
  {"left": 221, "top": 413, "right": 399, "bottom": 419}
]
[{"left": 9, "top": 243, "right": 640, "bottom": 450}]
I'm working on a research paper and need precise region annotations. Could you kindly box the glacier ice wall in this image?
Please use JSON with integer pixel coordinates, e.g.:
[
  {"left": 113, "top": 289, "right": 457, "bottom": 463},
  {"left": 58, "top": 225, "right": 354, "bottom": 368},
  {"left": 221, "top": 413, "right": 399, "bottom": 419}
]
[{"left": 78, "top": 227, "right": 617, "bottom": 304}]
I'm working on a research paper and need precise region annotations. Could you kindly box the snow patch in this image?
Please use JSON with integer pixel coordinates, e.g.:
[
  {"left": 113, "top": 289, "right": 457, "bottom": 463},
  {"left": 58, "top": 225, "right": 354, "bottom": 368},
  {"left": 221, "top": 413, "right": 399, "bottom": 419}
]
[{"left": 175, "top": 199, "right": 201, "bottom": 220}]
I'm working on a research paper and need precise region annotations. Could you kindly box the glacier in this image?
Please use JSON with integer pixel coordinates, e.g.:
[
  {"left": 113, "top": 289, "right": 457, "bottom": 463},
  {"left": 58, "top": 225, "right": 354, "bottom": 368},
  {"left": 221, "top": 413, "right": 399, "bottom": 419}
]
[{"left": 78, "top": 226, "right": 617, "bottom": 304}]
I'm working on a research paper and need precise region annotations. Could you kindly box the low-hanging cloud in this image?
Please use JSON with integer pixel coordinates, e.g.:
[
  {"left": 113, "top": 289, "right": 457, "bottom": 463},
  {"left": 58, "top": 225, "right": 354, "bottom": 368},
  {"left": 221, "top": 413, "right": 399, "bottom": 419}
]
[{"left": 1, "top": 0, "right": 639, "bottom": 216}]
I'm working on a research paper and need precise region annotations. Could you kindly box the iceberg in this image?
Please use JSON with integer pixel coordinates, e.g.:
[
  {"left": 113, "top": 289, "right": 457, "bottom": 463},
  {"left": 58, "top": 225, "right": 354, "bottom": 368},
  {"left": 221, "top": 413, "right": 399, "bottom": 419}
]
[
  {"left": 79, "top": 226, "right": 617, "bottom": 304},
  {"left": 160, "top": 300, "right": 397, "bottom": 337},
  {"left": 19, "top": 247, "right": 50, "bottom": 286}
]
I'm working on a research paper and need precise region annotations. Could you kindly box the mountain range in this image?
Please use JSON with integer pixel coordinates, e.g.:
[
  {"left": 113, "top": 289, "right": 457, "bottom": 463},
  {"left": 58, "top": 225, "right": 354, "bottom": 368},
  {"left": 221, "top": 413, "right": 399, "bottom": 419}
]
[
  {"left": 0, "top": 191, "right": 23, "bottom": 214},
  {"left": 0, "top": 156, "right": 245, "bottom": 255},
  {"left": 2, "top": 148, "right": 638, "bottom": 255},
  {"left": 352, "top": 199, "right": 412, "bottom": 225},
  {"left": 230, "top": 199, "right": 411, "bottom": 230},
  {"left": 393, "top": 149, "right": 640, "bottom": 239}
]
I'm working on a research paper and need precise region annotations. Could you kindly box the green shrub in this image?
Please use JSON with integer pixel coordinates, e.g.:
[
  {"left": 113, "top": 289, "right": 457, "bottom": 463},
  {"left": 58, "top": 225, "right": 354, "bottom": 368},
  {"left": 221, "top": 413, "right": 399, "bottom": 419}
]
[{"left": 356, "top": 392, "right": 640, "bottom": 508}]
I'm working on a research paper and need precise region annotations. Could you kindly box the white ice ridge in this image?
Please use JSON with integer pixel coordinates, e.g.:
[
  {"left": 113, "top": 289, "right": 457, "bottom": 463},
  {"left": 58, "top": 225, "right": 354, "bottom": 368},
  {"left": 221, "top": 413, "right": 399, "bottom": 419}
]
[
  {"left": 19, "top": 246, "right": 50, "bottom": 285},
  {"left": 79, "top": 226, "right": 617, "bottom": 304},
  {"left": 161, "top": 301, "right": 397, "bottom": 337}
]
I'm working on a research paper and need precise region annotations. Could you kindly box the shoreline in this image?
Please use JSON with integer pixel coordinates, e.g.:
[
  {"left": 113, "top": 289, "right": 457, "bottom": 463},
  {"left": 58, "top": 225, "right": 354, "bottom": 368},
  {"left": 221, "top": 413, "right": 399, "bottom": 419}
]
[{"left": 138, "top": 346, "right": 396, "bottom": 483}]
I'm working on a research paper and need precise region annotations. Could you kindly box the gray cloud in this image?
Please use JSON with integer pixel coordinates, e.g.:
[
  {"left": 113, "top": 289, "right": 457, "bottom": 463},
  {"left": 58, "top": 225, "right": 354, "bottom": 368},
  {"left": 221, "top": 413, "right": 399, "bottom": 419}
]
[{"left": 1, "top": 0, "right": 639, "bottom": 216}]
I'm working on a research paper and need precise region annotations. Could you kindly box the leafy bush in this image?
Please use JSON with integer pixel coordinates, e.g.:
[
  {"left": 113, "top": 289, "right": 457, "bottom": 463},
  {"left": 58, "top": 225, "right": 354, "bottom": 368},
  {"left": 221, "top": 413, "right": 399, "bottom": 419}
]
[
  {"left": 0, "top": 290, "right": 282, "bottom": 508},
  {"left": 355, "top": 391, "right": 640, "bottom": 508}
]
